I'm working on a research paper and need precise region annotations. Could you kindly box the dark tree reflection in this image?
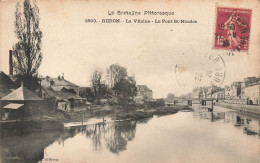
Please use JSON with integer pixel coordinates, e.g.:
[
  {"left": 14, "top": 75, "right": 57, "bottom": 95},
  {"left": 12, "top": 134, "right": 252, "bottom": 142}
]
[
  {"left": 84, "top": 120, "right": 137, "bottom": 154},
  {"left": 92, "top": 124, "right": 103, "bottom": 150}
]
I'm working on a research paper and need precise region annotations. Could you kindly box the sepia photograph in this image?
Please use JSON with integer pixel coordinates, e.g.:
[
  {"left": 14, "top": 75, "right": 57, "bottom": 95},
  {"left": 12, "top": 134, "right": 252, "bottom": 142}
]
[{"left": 0, "top": 0, "right": 259, "bottom": 162}]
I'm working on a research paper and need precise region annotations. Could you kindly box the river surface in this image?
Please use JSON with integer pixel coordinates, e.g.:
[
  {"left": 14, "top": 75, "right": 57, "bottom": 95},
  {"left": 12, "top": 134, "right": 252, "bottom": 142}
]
[{"left": 1, "top": 104, "right": 259, "bottom": 163}]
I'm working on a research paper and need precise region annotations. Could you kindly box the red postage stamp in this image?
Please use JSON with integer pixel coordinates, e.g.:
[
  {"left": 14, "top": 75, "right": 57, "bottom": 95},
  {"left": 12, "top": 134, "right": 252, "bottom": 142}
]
[{"left": 214, "top": 7, "right": 252, "bottom": 52}]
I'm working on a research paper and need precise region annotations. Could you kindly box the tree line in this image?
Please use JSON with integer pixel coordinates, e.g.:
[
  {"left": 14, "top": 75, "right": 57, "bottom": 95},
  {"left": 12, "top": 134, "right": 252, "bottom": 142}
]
[{"left": 89, "top": 64, "right": 137, "bottom": 105}]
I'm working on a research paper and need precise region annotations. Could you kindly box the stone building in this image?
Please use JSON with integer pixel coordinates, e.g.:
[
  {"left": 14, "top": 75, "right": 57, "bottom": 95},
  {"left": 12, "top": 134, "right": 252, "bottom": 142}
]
[
  {"left": 134, "top": 85, "right": 153, "bottom": 102},
  {"left": 243, "top": 77, "right": 260, "bottom": 87},
  {"left": 192, "top": 87, "right": 203, "bottom": 99},
  {"left": 40, "top": 86, "right": 86, "bottom": 112},
  {"left": 231, "top": 82, "right": 242, "bottom": 99},
  {"left": 0, "top": 83, "right": 43, "bottom": 120},
  {"left": 212, "top": 91, "right": 225, "bottom": 100},
  {"left": 225, "top": 82, "right": 242, "bottom": 100},
  {"left": 41, "top": 75, "right": 80, "bottom": 95},
  {"left": 244, "top": 81, "right": 260, "bottom": 105}
]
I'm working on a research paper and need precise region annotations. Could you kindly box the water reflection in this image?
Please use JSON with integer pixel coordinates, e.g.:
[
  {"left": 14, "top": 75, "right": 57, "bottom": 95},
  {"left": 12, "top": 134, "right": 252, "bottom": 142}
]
[
  {"left": 64, "top": 120, "right": 139, "bottom": 154},
  {"left": 0, "top": 127, "right": 61, "bottom": 162},
  {"left": 192, "top": 105, "right": 260, "bottom": 139},
  {"left": 1, "top": 106, "right": 260, "bottom": 163}
]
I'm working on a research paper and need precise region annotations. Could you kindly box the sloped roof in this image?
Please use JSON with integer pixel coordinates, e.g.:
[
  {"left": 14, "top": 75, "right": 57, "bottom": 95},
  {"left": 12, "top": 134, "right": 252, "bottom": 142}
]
[
  {"left": 79, "top": 87, "right": 92, "bottom": 91},
  {"left": 42, "top": 86, "right": 84, "bottom": 100},
  {"left": 0, "top": 87, "right": 13, "bottom": 99},
  {"left": 1, "top": 84, "right": 43, "bottom": 101},
  {"left": 248, "top": 81, "right": 260, "bottom": 87},
  {"left": 41, "top": 77, "right": 79, "bottom": 87},
  {"left": 3, "top": 103, "right": 24, "bottom": 109},
  {"left": 0, "top": 71, "right": 18, "bottom": 99},
  {"left": 0, "top": 71, "right": 16, "bottom": 87}
]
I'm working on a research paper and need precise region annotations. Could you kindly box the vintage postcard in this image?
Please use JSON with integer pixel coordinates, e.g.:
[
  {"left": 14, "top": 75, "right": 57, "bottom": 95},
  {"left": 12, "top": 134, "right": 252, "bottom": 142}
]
[{"left": 0, "top": 0, "right": 259, "bottom": 163}]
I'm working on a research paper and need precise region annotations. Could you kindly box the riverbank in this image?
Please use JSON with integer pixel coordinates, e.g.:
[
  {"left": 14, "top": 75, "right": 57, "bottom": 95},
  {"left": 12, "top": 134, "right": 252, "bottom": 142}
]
[
  {"left": 215, "top": 102, "right": 260, "bottom": 118},
  {"left": 55, "top": 104, "right": 192, "bottom": 123},
  {"left": 0, "top": 105, "right": 192, "bottom": 131}
]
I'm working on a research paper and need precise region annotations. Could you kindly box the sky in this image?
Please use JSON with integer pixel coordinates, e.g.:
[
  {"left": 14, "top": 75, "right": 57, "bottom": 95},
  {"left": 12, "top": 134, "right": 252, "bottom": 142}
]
[{"left": 0, "top": 0, "right": 260, "bottom": 98}]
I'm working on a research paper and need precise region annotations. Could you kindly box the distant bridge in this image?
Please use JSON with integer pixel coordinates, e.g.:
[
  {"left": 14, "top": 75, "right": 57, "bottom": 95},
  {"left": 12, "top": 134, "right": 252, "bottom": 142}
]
[{"left": 166, "top": 98, "right": 216, "bottom": 111}]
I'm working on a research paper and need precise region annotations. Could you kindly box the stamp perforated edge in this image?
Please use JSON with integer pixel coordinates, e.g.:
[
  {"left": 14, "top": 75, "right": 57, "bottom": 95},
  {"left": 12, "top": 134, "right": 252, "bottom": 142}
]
[{"left": 212, "top": 3, "right": 253, "bottom": 54}]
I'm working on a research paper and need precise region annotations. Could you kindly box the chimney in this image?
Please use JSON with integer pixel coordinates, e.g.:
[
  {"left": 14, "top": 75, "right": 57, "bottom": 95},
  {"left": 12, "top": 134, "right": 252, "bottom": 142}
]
[
  {"left": 9, "top": 50, "right": 13, "bottom": 75},
  {"left": 62, "top": 73, "right": 64, "bottom": 79}
]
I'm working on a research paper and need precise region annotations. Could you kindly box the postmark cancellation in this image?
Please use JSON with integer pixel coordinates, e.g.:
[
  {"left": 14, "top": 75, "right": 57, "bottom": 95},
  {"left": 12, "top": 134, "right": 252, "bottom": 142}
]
[{"left": 214, "top": 6, "right": 252, "bottom": 52}]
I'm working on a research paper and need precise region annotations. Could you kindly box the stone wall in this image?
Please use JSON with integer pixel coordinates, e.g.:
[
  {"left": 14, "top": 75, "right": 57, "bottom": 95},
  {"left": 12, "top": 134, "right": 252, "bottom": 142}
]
[{"left": 216, "top": 102, "right": 260, "bottom": 117}]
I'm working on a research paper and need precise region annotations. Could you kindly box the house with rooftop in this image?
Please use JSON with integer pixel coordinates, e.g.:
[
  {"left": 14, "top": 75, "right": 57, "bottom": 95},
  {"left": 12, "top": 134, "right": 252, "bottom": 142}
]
[
  {"left": 212, "top": 91, "right": 225, "bottom": 100},
  {"left": 40, "top": 86, "right": 86, "bottom": 112},
  {"left": 244, "top": 81, "right": 260, "bottom": 105},
  {"left": 134, "top": 85, "right": 153, "bottom": 102},
  {"left": 0, "top": 83, "right": 43, "bottom": 120},
  {"left": 41, "top": 75, "right": 80, "bottom": 95}
]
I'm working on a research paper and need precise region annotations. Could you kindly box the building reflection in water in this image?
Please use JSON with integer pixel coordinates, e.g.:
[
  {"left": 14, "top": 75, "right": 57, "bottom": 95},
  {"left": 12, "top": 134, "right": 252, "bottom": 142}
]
[
  {"left": 0, "top": 125, "right": 61, "bottom": 163},
  {"left": 192, "top": 105, "right": 260, "bottom": 139}
]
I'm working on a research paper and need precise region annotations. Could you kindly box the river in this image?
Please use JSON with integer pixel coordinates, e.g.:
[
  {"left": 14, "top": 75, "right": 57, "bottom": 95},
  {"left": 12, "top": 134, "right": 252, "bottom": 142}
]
[{"left": 0, "top": 104, "right": 259, "bottom": 163}]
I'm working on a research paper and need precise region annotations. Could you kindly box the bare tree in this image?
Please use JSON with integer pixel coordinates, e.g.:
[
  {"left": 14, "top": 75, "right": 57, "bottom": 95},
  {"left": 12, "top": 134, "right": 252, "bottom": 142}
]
[{"left": 12, "top": 0, "right": 42, "bottom": 76}]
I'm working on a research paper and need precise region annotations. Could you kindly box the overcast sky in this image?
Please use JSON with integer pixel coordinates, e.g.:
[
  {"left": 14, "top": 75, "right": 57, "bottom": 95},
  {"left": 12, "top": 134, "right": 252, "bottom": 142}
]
[{"left": 0, "top": 0, "right": 259, "bottom": 98}]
